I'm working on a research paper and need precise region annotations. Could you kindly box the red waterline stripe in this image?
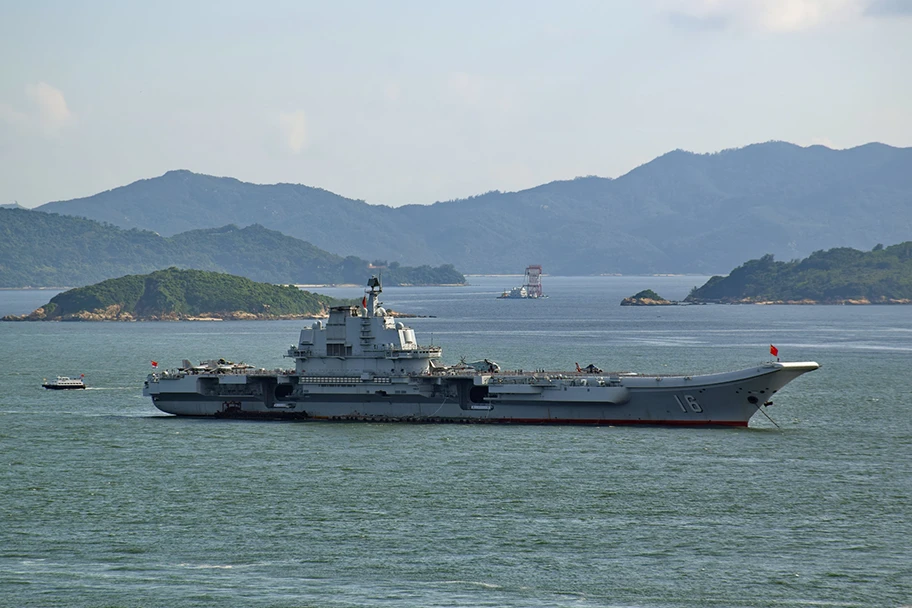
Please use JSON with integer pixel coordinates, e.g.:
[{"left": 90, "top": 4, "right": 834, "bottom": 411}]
[{"left": 307, "top": 416, "right": 749, "bottom": 427}]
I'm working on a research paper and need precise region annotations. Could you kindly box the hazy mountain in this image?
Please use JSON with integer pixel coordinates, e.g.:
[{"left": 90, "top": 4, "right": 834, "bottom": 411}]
[
  {"left": 35, "top": 142, "right": 912, "bottom": 274},
  {"left": 0, "top": 208, "right": 464, "bottom": 288}
]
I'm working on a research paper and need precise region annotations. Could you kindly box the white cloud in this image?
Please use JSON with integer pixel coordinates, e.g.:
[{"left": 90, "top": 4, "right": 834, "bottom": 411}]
[
  {"left": 444, "top": 72, "right": 515, "bottom": 113},
  {"left": 278, "top": 110, "right": 308, "bottom": 154},
  {"left": 383, "top": 82, "right": 401, "bottom": 103},
  {"left": 661, "top": 0, "right": 870, "bottom": 32},
  {"left": 0, "top": 103, "right": 29, "bottom": 128},
  {"left": 447, "top": 72, "right": 485, "bottom": 106},
  {"left": 26, "top": 82, "right": 73, "bottom": 131},
  {"left": 1, "top": 82, "right": 73, "bottom": 134}
]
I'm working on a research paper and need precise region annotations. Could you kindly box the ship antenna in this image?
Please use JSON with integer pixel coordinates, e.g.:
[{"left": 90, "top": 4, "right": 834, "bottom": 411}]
[{"left": 366, "top": 275, "right": 382, "bottom": 315}]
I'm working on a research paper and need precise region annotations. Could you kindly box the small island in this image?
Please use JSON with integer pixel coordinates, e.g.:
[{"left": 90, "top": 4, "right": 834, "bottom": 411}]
[
  {"left": 620, "top": 289, "right": 676, "bottom": 306},
  {"left": 2, "top": 268, "right": 353, "bottom": 322},
  {"left": 685, "top": 242, "right": 912, "bottom": 304}
]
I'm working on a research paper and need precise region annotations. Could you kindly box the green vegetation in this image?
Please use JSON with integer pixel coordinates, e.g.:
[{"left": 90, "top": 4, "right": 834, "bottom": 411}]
[
  {"left": 0, "top": 209, "right": 466, "bottom": 288},
  {"left": 631, "top": 289, "right": 665, "bottom": 300},
  {"left": 23, "top": 268, "right": 350, "bottom": 320},
  {"left": 620, "top": 289, "right": 674, "bottom": 306},
  {"left": 367, "top": 261, "right": 464, "bottom": 286},
  {"left": 686, "top": 243, "right": 912, "bottom": 303}
]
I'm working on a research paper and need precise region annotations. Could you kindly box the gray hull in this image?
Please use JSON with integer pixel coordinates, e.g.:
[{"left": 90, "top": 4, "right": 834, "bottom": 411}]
[
  {"left": 144, "top": 277, "right": 818, "bottom": 427},
  {"left": 145, "top": 362, "right": 818, "bottom": 427}
]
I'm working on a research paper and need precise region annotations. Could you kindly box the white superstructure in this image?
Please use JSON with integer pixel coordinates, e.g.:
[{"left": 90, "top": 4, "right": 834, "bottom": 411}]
[{"left": 288, "top": 276, "right": 441, "bottom": 376}]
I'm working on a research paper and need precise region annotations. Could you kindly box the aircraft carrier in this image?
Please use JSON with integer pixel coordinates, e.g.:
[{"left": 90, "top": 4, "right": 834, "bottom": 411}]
[{"left": 144, "top": 277, "right": 819, "bottom": 426}]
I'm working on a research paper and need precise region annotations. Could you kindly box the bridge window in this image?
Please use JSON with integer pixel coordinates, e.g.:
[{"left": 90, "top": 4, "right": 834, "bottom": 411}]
[{"left": 326, "top": 344, "right": 350, "bottom": 356}]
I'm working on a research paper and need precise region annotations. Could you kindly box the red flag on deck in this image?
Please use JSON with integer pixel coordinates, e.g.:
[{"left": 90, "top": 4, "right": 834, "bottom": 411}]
[
  {"left": 769, "top": 345, "right": 779, "bottom": 357},
  {"left": 362, "top": 296, "right": 367, "bottom": 308},
  {"left": 151, "top": 360, "right": 158, "bottom": 368}
]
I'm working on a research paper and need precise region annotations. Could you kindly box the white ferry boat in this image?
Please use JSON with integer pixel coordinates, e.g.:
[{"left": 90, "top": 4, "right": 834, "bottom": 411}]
[
  {"left": 42, "top": 375, "right": 86, "bottom": 390},
  {"left": 143, "top": 277, "right": 819, "bottom": 427}
]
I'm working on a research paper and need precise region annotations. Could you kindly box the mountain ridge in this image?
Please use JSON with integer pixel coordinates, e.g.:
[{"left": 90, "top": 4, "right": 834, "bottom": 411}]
[
  {"left": 34, "top": 142, "right": 912, "bottom": 274},
  {"left": 0, "top": 208, "right": 465, "bottom": 288}
]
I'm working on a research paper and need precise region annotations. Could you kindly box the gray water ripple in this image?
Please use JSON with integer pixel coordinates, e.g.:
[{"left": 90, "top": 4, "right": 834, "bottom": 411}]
[{"left": 1, "top": 277, "right": 909, "bottom": 607}]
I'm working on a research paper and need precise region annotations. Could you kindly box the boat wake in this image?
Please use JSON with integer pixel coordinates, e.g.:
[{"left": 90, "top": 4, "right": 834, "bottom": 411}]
[{"left": 440, "top": 580, "right": 503, "bottom": 589}]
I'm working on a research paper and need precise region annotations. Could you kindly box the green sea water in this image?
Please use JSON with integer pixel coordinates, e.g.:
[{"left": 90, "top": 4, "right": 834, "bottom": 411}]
[{"left": 1, "top": 276, "right": 910, "bottom": 607}]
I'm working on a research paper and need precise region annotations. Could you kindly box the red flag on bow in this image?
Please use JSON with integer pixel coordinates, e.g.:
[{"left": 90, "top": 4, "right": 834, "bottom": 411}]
[
  {"left": 151, "top": 361, "right": 158, "bottom": 368},
  {"left": 361, "top": 296, "right": 367, "bottom": 308},
  {"left": 769, "top": 345, "right": 779, "bottom": 357}
]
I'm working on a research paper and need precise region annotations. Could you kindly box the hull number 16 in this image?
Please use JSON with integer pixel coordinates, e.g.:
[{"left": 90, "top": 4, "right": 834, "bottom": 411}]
[{"left": 675, "top": 394, "right": 704, "bottom": 413}]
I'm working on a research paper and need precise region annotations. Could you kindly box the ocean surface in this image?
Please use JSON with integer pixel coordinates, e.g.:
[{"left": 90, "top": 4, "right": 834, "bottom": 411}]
[{"left": 1, "top": 276, "right": 909, "bottom": 608}]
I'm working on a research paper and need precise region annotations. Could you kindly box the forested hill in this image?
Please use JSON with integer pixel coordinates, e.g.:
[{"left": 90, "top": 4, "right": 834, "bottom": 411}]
[
  {"left": 3, "top": 268, "right": 349, "bottom": 321},
  {"left": 0, "top": 208, "right": 465, "bottom": 288},
  {"left": 35, "top": 142, "right": 912, "bottom": 274},
  {"left": 685, "top": 242, "right": 912, "bottom": 304}
]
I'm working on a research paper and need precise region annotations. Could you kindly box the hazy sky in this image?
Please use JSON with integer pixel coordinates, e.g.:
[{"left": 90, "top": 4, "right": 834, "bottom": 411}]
[{"left": 2, "top": 0, "right": 911, "bottom": 208}]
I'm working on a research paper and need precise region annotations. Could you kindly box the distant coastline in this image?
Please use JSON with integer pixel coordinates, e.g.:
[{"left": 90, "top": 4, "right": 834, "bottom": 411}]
[
  {"left": 1, "top": 269, "right": 447, "bottom": 322},
  {"left": 685, "top": 245, "right": 912, "bottom": 305},
  {"left": 24, "top": 142, "right": 912, "bottom": 278},
  {"left": 293, "top": 283, "right": 466, "bottom": 288},
  {"left": 0, "top": 287, "right": 70, "bottom": 291},
  {"left": 707, "top": 298, "right": 912, "bottom": 305}
]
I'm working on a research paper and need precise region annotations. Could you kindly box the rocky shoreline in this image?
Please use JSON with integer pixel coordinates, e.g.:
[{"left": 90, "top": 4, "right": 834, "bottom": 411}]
[
  {"left": 620, "top": 289, "right": 677, "bottom": 306},
  {"left": 686, "top": 297, "right": 912, "bottom": 305},
  {"left": 2, "top": 304, "right": 431, "bottom": 322},
  {"left": 618, "top": 289, "right": 912, "bottom": 307},
  {"left": 620, "top": 296, "right": 677, "bottom": 306}
]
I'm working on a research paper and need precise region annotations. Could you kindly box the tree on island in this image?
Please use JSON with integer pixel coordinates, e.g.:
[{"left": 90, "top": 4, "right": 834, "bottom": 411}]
[
  {"left": 686, "top": 242, "right": 912, "bottom": 303},
  {"left": 620, "top": 289, "right": 674, "bottom": 306},
  {"left": 3, "top": 268, "right": 355, "bottom": 321},
  {"left": 632, "top": 289, "right": 665, "bottom": 300}
]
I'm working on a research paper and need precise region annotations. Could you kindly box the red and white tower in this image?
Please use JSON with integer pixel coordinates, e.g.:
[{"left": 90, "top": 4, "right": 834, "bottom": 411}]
[{"left": 523, "top": 265, "right": 543, "bottom": 298}]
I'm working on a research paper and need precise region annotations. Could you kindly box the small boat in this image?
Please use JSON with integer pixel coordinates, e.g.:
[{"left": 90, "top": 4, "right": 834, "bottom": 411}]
[{"left": 42, "top": 375, "right": 86, "bottom": 390}]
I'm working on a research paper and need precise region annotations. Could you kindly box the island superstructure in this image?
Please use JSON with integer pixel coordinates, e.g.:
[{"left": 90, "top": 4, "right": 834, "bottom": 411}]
[{"left": 144, "top": 277, "right": 819, "bottom": 426}]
